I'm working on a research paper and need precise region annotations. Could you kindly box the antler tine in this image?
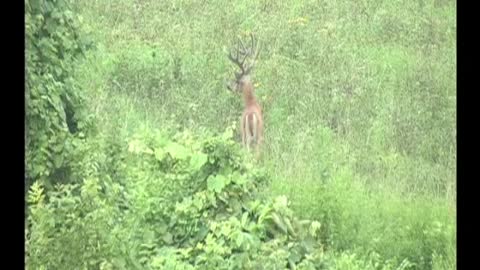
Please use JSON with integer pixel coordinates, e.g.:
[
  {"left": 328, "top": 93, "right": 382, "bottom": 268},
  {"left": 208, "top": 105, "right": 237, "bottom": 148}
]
[
  {"left": 227, "top": 46, "right": 246, "bottom": 74},
  {"left": 244, "top": 34, "right": 261, "bottom": 74},
  {"left": 238, "top": 37, "right": 247, "bottom": 54},
  {"left": 238, "top": 37, "right": 251, "bottom": 68},
  {"left": 250, "top": 33, "right": 255, "bottom": 54},
  {"left": 252, "top": 34, "right": 261, "bottom": 61},
  {"left": 225, "top": 79, "right": 234, "bottom": 91},
  {"left": 228, "top": 36, "right": 253, "bottom": 75}
]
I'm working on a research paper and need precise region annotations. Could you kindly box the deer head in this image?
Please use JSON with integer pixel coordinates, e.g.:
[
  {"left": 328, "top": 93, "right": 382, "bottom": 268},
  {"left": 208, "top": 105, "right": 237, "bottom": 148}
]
[{"left": 226, "top": 33, "right": 261, "bottom": 94}]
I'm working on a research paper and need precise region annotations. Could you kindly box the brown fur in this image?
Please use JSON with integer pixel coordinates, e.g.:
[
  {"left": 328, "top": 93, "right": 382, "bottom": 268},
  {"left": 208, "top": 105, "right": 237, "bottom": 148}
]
[{"left": 238, "top": 76, "right": 263, "bottom": 157}]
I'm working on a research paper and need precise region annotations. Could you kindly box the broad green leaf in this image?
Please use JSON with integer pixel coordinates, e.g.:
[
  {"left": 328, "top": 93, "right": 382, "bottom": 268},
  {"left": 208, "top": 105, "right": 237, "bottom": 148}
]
[
  {"left": 207, "top": 175, "right": 226, "bottom": 193},
  {"left": 128, "top": 139, "right": 153, "bottom": 155},
  {"left": 309, "top": 221, "right": 321, "bottom": 237},
  {"left": 241, "top": 212, "right": 249, "bottom": 228},
  {"left": 53, "top": 154, "right": 63, "bottom": 168},
  {"left": 193, "top": 194, "right": 205, "bottom": 210},
  {"left": 220, "top": 224, "right": 232, "bottom": 236},
  {"left": 231, "top": 171, "right": 247, "bottom": 186},
  {"left": 273, "top": 195, "right": 289, "bottom": 211},
  {"left": 195, "top": 225, "right": 209, "bottom": 242},
  {"left": 235, "top": 232, "right": 244, "bottom": 248},
  {"left": 284, "top": 217, "right": 297, "bottom": 237},
  {"left": 271, "top": 213, "right": 288, "bottom": 235},
  {"left": 164, "top": 142, "right": 189, "bottom": 160},
  {"left": 154, "top": 147, "right": 166, "bottom": 161},
  {"left": 189, "top": 152, "right": 208, "bottom": 171},
  {"left": 143, "top": 230, "right": 155, "bottom": 243},
  {"left": 162, "top": 232, "right": 173, "bottom": 245},
  {"left": 258, "top": 205, "right": 272, "bottom": 224},
  {"left": 111, "top": 257, "right": 127, "bottom": 270}
]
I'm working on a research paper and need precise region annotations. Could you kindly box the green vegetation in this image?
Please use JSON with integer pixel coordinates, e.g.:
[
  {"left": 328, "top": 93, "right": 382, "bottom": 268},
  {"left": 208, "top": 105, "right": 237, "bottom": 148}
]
[{"left": 26, "top": 0, "right": 456, "bottom": 269}]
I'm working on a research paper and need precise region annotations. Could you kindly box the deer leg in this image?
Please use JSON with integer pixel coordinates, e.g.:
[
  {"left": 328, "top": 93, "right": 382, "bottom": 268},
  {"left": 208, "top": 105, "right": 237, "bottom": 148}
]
[
  {"left": 252, "top": 114, "right": 258, "bottom": 151},
  {"left": 244, "top": 115, "right": 250, "bottom": 151},
  {"left": 257, "top": 121, "right": 263, "bottom": 149},
  {"left": 255, "top": 114, "right": 263, "bottom": 159},
  {"left": 253, "top": 114, "right": 262, "bottom": 159},
  {"left": 241, "top": 115, "right": 246, "bottom": 148}
]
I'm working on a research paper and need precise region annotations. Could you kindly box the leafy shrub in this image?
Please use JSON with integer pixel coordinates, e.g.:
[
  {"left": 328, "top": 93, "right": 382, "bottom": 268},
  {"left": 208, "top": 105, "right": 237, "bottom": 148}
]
[
  {"left": 26, "top": 126, "right": 326, "bottom": 269},
  {"left": 26, "top": 0, "right": 94, "bottom": 189}
]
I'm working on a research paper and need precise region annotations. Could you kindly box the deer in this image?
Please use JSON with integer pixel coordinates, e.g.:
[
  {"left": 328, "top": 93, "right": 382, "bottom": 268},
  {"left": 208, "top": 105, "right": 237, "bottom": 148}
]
[{"left": 226, "top": 34, "right": 263, "bottom": 158}]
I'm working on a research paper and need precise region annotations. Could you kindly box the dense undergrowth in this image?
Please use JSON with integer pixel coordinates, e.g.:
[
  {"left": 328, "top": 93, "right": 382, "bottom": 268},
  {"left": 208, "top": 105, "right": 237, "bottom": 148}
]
[{"left": 26, "top": 0, "right": 456, "bottom": 269}]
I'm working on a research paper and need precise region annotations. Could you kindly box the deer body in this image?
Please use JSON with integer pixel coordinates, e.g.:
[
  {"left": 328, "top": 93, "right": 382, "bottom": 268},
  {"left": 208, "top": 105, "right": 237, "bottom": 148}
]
[{"left": 240, "top": 76, "right": 263, "bottom": 152}]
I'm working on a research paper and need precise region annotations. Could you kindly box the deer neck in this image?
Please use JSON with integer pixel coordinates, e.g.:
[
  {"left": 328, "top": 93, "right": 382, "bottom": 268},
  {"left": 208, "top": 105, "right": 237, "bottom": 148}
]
[{"left": 242, "top": 82, "right": 257, "bottom": 106}]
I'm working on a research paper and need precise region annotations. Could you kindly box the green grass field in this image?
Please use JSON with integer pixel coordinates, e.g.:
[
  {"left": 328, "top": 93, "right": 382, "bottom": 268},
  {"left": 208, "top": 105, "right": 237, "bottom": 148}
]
[{"left": 28, "top": 0, "right": 456, "bottom": 269}]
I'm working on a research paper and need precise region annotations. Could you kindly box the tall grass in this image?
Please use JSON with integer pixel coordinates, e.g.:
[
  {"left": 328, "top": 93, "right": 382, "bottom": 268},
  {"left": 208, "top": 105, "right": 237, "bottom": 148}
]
[{"left": 75, "top": 0, "right": 456, "bottom": 268}]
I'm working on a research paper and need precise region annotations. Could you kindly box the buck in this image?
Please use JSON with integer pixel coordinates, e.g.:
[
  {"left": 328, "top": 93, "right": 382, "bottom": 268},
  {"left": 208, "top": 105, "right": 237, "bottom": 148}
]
[{"left": 226, "top": 34, "right": 263, "bottom": 157}]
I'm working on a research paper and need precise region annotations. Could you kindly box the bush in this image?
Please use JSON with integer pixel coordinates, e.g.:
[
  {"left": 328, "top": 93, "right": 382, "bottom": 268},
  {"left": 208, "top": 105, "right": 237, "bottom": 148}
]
[
  {"left": 25, "top": 0, "right": 94, "bottom": 189},
  {"left": 26, "top": 126, "right": 328, "bottom": 269}
]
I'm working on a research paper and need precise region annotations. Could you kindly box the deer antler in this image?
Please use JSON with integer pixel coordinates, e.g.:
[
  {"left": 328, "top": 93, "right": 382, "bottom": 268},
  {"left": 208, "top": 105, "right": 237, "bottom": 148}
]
[
  {"left": 227, "top": 33, "right": 261, "bottom": 78},
  {"left": 228, "top": 45, "right": 247, "bottom": 77}
]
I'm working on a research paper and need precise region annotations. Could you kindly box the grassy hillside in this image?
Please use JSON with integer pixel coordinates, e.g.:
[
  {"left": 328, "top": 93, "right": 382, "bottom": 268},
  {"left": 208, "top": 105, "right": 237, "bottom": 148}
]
[{"left": 33, "top": 0, "right": 456, "bottom": 268}]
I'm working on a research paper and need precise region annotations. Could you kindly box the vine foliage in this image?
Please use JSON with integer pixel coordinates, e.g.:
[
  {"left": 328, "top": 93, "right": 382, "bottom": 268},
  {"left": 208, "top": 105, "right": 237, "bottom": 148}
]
[
  {"left": 25, "top": 0, "right": 93, "bottom": 189},
  {"left": 26, "top": 127, "right": 326, "bottom": 269}
]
